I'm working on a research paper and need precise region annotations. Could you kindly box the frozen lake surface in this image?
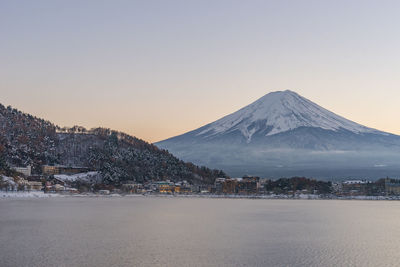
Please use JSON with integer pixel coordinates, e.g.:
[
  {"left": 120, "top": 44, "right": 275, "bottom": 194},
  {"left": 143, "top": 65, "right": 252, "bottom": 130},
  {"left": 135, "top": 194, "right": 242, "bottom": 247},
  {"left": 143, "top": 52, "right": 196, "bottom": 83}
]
[{"left": 1, "top": 197, "right": 400, "bottom": 266}]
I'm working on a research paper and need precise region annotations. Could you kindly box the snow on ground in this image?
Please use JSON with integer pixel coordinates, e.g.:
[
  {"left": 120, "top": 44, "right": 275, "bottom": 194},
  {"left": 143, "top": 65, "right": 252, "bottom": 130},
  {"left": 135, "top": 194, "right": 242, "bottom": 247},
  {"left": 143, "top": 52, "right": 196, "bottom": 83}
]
[
  {"left": 54, "top": 171, "right": 100, "bottom": 182},
  {"left": 1, "top": 175, "right": 16, "bottom": 186},
  {"left": 0, "top": 191, "right": 61, "bottom": 198}
]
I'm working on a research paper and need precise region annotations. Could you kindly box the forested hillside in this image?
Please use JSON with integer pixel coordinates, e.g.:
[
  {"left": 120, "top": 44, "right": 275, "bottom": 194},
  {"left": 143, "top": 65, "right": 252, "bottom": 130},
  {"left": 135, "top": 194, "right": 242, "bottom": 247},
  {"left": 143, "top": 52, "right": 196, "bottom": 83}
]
[{"left": 0, "top": 104, "right": 226, "bottom": 184}]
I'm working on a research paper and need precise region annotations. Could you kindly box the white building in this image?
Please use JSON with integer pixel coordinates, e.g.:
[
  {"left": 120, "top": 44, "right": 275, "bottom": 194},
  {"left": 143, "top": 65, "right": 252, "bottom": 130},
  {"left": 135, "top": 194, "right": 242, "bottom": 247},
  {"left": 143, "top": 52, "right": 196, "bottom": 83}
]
[{"left": 12, "top": 165, "right": 31, "bottom": 177}]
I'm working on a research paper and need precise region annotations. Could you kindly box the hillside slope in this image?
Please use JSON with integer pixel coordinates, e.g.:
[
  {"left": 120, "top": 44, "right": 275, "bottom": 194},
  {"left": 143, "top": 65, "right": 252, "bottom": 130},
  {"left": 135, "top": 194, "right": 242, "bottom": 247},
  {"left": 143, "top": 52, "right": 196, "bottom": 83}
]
[{"left": 0, "top": 104, "right": 226, "bottom": 184}]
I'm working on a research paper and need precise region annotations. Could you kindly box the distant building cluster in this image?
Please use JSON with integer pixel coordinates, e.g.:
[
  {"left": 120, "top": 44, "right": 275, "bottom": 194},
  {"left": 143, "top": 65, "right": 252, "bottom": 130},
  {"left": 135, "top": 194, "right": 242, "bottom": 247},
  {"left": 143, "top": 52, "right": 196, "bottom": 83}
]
[
  {"left": 1, "top": 165, "right": 90, "bottom": 193},
  {"left": 334, "top": 178, "right": 400, "bottom": 196},
  {"left": 120, "top": 180, "right": 196, "bottom": 195},
  {"left": 213, "top": 177, "right": 260, "bottom": 194},
  {"left": 2, "top": 164, "right": 400, "bottom": 198}
]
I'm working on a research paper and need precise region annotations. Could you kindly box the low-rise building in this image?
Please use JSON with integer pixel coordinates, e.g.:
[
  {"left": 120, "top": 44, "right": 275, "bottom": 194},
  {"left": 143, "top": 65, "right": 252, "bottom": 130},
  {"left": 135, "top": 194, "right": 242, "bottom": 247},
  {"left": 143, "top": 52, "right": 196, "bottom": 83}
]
[
  {"left": 174, "top": 185, "right": 191, "bottom": 194},
  {"left": 237, "top": 176, "right": 260, "bottom": 194},
  {"left": 99, "top": 190, "right": 110, "bottom": 195},
  {"left": 122, "top": 183, "right": 143, "bottom": 194},
  {"left": 223, "top": 179, "right": 238, "bottom": 194},
  {"left": 15, "top": 177, "right": 30, "bottom": 191},
  {"left": 12, "top": 165, "right": 31, "bottom": 177},
  {"left": 42, "top": 165, "right": 90, "bottom": 176},
  {"left": 27, "top": 175, "right": 44, "bottom": 182},
  {"left": 385, "top": 178, "right": 400, "bottom": 195},
  {"left": 65, "top": 187, "right": 79, "bottom": 194},
  {"left": 158, "top": 181, "right": 175, "bottom": 194},
  {"left": 28, "top": 181, "right": 43, "bottom": 191},
  {"left": 52, "top": 184, "right": 65, "bottom": 192},
  {"left": 341, "top": 180, "right": 377, "bottom": 196},
  {"left": 215, "top": 178, "right": 226, "bottom": 194}
]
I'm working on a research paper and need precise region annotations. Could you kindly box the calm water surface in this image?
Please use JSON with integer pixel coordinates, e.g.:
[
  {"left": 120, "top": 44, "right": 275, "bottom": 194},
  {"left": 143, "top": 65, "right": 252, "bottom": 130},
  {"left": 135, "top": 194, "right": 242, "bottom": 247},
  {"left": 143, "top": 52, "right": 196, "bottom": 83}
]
[{"left": 1, "top": 197, "right": 400, "bottom": 267}]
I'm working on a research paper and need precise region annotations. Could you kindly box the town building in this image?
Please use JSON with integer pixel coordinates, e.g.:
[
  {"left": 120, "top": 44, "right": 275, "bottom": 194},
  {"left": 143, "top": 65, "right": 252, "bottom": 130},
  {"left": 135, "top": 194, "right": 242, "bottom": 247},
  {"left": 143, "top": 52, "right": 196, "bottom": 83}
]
[
  {"left": 155, "top": 181, "right": 175, "bottom": 193},
  {"left": 237, "top": 176, "right": 260, "bottom": 194},
  {"left": 42, "top": 165, "right": 90, "bottom": 176},
  {"left": 385, "top": 178, "right": 400, "bottom": 195},
  {"left": 11, "top": 165, "right": 31, "bottom": 176},
  {"left": 174, "top": 185, "right": 191, "bottom": 194},
  {"left": 341, "top": 180, "right": 380, "bottom": 196},
  {"left": 121, "top": 183, "right": 144, "bottom": 194},
  {"left": 215, "top": 178, "right": 226, "bottom": 194},
  {"left": 99, "top": 190, "right": 110, "bottom": 195},
  {"left": 28, "top": 181, "right": 43, "bottom": 191},
  {"left": 223, "top": 178, "right": 238, "bottom": 194},
  {"left": 215, "top": 176, "right": 260, "bottom": 194}
]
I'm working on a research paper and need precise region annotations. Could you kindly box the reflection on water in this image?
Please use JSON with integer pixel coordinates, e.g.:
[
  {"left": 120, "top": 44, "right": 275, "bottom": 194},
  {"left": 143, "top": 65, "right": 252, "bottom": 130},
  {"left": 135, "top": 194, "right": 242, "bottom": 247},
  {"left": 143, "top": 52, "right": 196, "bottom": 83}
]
[{"left": 1, "top": 197, "right": 400, "bottom": 267}]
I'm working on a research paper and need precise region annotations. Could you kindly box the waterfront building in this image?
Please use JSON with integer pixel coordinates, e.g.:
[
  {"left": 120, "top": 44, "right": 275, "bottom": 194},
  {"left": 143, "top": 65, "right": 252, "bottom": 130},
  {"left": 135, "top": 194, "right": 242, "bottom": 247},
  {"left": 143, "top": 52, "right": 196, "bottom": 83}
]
[
  {"left": 237, "top": 176, "right": 260, "bottom": 194},
  {"left": 51, "top": 184, "right": 65, "bottom": 192},
  {"left": 215, "top": 178, "right": 226, "bottom": 194},
  {"left": 223, "top": 179, "right": 238, "bottom": 194},
  {"left": 156, "top": 181, "right": 175, "bottom": 193},
  {"left": 121, "top": 183, "right": 143, "bottom": 194},
  {"left": 341, "top": 180, "right": 379, "bottom": 196},
  {"left": 385, "top": 178, "right": 400, "bottom": 195},
  {"left": 28, "top": 181, "right": 43, "bottom": 191}
]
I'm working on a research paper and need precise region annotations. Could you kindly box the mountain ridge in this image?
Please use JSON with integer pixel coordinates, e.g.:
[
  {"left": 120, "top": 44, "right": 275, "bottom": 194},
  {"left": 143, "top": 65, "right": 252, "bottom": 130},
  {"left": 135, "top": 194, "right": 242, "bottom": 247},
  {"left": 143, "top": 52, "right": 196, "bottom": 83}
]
[
  {"left": 156, "top": 90, "right": 400, "bottom": 179},
  {"left": 191, "top": 90, "right": 386, "bottom": 142}
]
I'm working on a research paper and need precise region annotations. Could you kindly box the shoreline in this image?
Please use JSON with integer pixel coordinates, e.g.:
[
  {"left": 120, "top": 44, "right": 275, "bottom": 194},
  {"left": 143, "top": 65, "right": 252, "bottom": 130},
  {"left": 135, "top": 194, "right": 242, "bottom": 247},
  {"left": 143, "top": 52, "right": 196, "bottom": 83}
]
[{"left": 2, "top": 191, "right": 400, "bottom": 201}]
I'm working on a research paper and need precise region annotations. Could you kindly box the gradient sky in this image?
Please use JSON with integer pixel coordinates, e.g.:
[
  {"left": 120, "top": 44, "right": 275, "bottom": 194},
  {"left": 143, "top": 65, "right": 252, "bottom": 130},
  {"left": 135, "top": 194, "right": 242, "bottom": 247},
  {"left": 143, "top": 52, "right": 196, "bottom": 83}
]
[{"left": 1, "top": 0, "right": 400, "bottom": 142}]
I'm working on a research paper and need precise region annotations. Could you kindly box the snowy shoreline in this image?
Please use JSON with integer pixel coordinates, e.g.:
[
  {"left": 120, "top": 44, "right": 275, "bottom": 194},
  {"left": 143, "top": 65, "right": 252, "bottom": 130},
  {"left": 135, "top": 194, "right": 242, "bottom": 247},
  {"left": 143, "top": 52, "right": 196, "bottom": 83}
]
[
  {"left": 2, "top": 191, "right": 400, "bottom": 201},
  {"left": 0, "top": 191, "right": 63, "bottom": 198}
]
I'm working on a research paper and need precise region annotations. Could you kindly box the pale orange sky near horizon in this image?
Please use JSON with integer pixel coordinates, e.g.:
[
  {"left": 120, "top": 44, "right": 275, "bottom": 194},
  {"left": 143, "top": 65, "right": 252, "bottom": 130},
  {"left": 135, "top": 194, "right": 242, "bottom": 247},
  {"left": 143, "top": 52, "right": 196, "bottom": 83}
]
[{"left": 1, "top": 1, "right": 400, "bottom": 143}]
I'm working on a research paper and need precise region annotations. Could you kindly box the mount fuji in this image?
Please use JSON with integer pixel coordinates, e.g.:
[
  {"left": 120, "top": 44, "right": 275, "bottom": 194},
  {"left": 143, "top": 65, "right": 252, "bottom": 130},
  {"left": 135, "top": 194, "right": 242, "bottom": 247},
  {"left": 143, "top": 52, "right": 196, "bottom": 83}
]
[{"left": 156, "top": 90, "right": 400, "bottom": 179}]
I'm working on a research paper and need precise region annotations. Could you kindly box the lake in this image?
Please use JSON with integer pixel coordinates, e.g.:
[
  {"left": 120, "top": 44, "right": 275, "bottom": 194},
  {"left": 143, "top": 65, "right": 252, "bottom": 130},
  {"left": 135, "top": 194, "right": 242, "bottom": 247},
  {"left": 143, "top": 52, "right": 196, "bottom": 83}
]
[{"left": 1, "top": 197, "right": 399, "bottom": 266}]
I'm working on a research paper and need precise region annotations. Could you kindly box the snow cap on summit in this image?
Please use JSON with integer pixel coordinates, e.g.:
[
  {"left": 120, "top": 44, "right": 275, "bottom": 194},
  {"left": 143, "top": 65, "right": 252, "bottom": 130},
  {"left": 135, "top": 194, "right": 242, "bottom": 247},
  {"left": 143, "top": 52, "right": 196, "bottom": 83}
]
[{"left": 196, "top": 90, "right": 380, "bottom": 142}]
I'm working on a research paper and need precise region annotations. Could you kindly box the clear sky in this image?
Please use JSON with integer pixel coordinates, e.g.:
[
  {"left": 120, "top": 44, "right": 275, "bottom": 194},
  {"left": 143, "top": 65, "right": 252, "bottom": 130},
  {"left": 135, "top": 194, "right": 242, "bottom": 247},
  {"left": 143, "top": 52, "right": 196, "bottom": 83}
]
[{"left": 1, "top": 0, "right": 400, "bottom": 142}]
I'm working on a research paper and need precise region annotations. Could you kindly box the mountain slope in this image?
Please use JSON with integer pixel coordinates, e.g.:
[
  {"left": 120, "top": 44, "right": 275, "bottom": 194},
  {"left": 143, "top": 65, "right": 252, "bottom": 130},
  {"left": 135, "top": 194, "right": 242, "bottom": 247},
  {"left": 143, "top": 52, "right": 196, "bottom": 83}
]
[
  {"left": 0, "top": 104, "right": 226, "bottom": 184},
  {"left": 195, "top": 90, "right": 383, "bottom": 142},
  {"left": 156, "top": 90, "right": 400, "bottom": 179}
]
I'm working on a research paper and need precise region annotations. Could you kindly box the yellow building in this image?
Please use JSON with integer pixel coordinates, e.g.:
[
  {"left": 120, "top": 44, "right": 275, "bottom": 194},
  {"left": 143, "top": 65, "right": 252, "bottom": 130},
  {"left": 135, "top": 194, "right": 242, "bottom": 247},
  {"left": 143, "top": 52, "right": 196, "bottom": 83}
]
[
  {"left": 159, "top": 184, "right": 174, "bottom": 193},
  {"left": 42, "top": 165, "right": 90, "bottom": 175},
  {"left": 174, "top": 185, "right": 181, "bottom": 193},
  {"left": 42, "top": 165, "right": 59, "bottom": 175}
]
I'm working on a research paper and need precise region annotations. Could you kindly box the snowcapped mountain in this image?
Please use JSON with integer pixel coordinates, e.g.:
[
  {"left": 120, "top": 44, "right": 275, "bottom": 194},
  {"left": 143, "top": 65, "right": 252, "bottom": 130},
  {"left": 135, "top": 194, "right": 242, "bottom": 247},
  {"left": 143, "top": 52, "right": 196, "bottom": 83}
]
[
  {"left": 156, "top": 90, "right": 400, "bottom": 179},
  {"left": 195, "top": 90, "right": 383, "bottom": 142}
]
